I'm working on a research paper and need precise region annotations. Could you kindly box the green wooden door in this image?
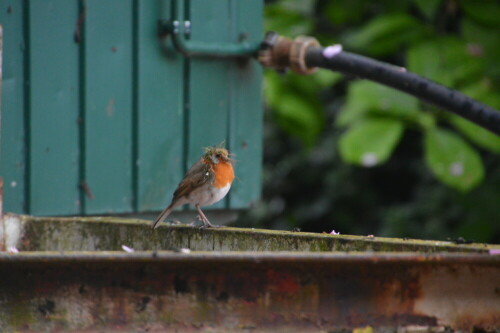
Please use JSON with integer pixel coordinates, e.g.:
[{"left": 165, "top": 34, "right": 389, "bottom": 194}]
[{"left": 0, "top": 0, "right": 263, "bottom": 215}]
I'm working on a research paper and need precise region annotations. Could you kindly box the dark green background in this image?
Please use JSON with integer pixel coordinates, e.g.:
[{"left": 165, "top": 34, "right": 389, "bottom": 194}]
[{"left": 237, "top": 0, "right": 500, "bottom": 244}]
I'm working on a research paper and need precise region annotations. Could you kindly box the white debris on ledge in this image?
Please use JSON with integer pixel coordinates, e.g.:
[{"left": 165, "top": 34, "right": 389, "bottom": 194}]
[
  {"left": 7, "top": 246, "right": 19, "bottom": 254},
  {"left": 121, "top": 245, "right": 135, "bottom": 253}
]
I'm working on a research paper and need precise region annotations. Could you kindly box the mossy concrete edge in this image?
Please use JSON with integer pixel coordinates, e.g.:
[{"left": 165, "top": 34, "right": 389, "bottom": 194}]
[{"left": 1, "top": 214, "right": 497, "bottom": 253}]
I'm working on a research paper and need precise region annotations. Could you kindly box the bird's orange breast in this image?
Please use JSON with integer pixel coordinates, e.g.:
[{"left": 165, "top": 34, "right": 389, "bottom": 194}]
[{"left": 213, "top": 161, "right": 235, "bottom": 189}]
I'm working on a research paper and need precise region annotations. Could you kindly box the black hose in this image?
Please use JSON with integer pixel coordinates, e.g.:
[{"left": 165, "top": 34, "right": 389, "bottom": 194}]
[{"left": 305, "top": 46, "right": 500, "bottom": 136}]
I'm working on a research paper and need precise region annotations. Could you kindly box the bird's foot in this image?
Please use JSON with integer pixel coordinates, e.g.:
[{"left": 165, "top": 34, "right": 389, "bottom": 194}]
[
  {"left": 199, "top": 223, "right": 221, "bottom": 229},
  {"left": 197, "top": 215, "right": 221, "bottom": 229}
]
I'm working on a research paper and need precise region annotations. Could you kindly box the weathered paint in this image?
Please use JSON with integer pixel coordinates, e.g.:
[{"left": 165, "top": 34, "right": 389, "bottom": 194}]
[
  {"left": 135, "top": 0, "right": 184, "bottom": 212},
  {"left": 0, "top": 0, "right": 263, "bottom": 216},
  {"left": 28, "top": 0, "right": 80, "bottom": 215},
  {"left": 0, "top": 252, "right": 498, "bottom": 332}
]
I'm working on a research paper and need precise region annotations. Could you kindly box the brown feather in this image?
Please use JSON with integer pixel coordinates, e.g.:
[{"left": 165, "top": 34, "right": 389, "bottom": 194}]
[{"left": 171, "top": 160, "right": 214, "bottom": 202}]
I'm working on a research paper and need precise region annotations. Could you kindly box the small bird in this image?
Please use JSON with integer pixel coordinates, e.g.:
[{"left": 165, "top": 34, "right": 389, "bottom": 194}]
[{"left": 151, "top": 146, "right": 235, "bottom": 229}]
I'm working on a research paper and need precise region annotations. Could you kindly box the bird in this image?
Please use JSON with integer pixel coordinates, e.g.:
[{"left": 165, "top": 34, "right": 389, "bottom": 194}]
[{"left": 151, "top": 146, "right": 235, "bottom": 229}]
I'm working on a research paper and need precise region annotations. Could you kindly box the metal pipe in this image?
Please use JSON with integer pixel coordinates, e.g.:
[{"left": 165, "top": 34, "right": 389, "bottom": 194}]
[
  {"left": 306, "top": 47, "right": 500, "bottom": 135},
  {"left": 258, "top": 32, "right": 500, "bottom": 136}
]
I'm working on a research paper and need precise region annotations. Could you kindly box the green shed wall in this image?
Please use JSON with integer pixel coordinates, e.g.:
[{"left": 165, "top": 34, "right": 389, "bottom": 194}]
[{"left": 0, "top": 0, "right": 263, "bottom": 215}]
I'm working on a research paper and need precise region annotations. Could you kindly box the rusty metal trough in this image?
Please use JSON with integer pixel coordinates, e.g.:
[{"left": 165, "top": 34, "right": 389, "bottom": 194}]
[{"left": 0, "top": 214, "right": 499, "bottom": 332}]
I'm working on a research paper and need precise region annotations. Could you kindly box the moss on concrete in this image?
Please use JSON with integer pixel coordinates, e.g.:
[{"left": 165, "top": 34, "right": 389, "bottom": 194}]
[{"left": 1, "top": 214, "right": 496, "bottom": 253}]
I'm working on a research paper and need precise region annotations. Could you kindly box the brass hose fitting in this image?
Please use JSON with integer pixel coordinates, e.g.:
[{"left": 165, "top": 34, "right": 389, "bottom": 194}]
[{"left": 258, "top": 32, "right": 319, "bottom": 75}]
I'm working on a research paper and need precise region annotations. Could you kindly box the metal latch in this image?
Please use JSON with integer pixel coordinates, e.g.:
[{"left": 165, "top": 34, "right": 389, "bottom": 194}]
[{"left": 158, "top": 0, "right": 260, "bottom": 58}]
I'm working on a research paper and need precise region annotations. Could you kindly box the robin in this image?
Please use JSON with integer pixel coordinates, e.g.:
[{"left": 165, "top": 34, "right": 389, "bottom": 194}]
[{"left": 151, "top": 146, "right": 235, "bottom": 229}]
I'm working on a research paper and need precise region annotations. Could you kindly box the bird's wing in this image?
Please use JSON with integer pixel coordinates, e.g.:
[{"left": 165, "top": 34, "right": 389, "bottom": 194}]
[{"left": 172, "top": 159, "right": 214, "bottom": 201}]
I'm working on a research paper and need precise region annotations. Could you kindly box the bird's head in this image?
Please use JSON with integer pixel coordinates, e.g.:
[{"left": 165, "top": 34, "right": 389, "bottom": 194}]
[{"left": 203, "top": 146, "right": 234, "bottom": 165}]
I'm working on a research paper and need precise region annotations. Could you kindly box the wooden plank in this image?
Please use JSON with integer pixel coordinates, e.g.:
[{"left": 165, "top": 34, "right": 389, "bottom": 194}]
[
  {"left": 0, "top": 1, "right": 26, "bottom": 213},
  {"left": 28, "top": 0, "right": 80, "bottom": 215},
  {"left": 135, "top": 0, "right": 184, "bottom": 212},
  {"left": 228, "top": 0, "right": 263, "bottom": 208},
  {"left": 188, "top": 0, "right": 231, "bottom": 209},
  {"left": 83, "top": 0, "right": 133, "bottom": 214}
]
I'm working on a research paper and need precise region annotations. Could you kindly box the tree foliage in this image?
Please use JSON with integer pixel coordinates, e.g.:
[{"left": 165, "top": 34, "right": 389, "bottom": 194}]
[{"left": 237, "top": 0, "right": 500, "bottom": 243}]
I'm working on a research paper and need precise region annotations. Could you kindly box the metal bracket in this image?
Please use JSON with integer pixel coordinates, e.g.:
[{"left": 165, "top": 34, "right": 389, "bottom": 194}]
[{"left": 158, "top": 0, "right": 260, "bottom": 58}]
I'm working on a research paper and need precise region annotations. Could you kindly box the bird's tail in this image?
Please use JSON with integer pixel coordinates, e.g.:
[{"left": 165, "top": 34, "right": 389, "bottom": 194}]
[{"left": 151, "top": 203, "right": 174, "bottom": 229}]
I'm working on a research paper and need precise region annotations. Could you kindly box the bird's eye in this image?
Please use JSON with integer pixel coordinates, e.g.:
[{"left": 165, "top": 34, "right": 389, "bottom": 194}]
[{"left": 216, "top": 153, "right": 222, "bottom": 158}]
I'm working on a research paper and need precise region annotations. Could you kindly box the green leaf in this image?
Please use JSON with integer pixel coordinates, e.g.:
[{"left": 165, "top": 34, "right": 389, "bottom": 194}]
[
  {"left": 339, "top": 119, "right": 404, "bottom": 167},
  {"left": 263, "top": 71, "right": 283, "bottom": 108},
  {"left": 461, "top": 80, "right": 500, "bottom": 110},
  {"left": 407, "top": 40, "right": 453, "bottom": 87},
  {"left": 448, "top": 115, "right": 500, "bottom": 153},
  {"left": 325, "top": 1, "right": 365, "bottom": 25},
  {"left": 459, "top": 0, "right": 500, "bottom": 27},
  {"left": 345, "top": 14, "right": 428, "bottom": 55},
  {"left": 424, "top": 128, "right": 484, "bottom": 192},
  {"left": 273, "top": 94, "right": 324, "bottom": 146},
  {"left": 407, "top": 38, "right": 484, "bottom": 87},
  {"left": 413, "top": 0, "right": 442, "bottom": 20},
  {"left": 264, "top": 72, "right": 325, "bottom": 147},
  {"left": 264, "top": 3, "right": 313, "bottom": 37},
  {"left": 338, "top": 81, "right": 420, "bottom": 126},
  {"left": 311, "top": 70, "right": 342, "bottom": 88}
]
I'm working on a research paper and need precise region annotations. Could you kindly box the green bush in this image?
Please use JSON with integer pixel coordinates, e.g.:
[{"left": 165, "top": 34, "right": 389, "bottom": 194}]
[{"left": 238, "top": 0, "right": 500, "bottom": 243}]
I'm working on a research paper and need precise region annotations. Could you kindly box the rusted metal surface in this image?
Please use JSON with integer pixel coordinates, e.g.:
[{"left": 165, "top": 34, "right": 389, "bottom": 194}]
[
  {"left": 1, "top": 215, "right": 499, "bottom": 331},
  {"left": 0, "top": 252, "right": 499, "bottom": 332},
  {"left": 0, "top": 26, "right": 3, "bottom": 225},
  {"left": 0, "top": 177, "right": 3, "bottom": 224}
]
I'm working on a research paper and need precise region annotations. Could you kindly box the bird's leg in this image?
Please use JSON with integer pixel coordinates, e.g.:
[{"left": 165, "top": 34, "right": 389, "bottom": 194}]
[{"left": 196, "top": 204, "right": 219, "bottom": 228}]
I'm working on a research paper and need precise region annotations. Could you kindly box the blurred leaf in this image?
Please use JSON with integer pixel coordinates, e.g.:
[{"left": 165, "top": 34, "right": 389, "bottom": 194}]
[
  {"left": 338, "top": 81, "right": 420, "bottom": 126},
  {"left": 456, "top": 179, "right": 500, "bottom": 241},
  {"left": 448, "top": 115, "right": 500, "bottom": 153},
  {"left": 424, "top": 128, "right": 484, "bottom": 192},
  {"left": 339, "top": 119, "right": 404, "bottom": 167},
  {"left": 407, "top": 38, "right": 484, "bottom": 87},
  {"left": 280, "top": 0, "right": 316, "bottom": 16},
  {"left": 407, "top": 40, "right": 453, "bottom": 86},
  {"left": 461, "top": 19, "right": 500, "bottom": 80},
  {"left": 285, "top": 72, "right": 324, "bottom": 97},
  {"left": 311, "top": 70, "right": 343, "bottom": 88},
  {"left": 273, "top": 94, "right": 324, "bottom": 146},
  {"left": 461, "top": 80, "right": 500, "bottom": 110},
  {"left": 459, "top": 0, "right": 500, "bottom": 27},
  {"left": 264, "top": 71, "right": 284, "bottom": 108},
  {"left": 325, "top": 1, "right": 365, "bottom": 25},
  {"left": 413, "top": 0, "right": 441, "bottom": 20},
  {"left": 345, "top": 13, "right": 428, "bottom": 55},
  {"left": 265, "top": 72, "right": 324, "bottom": 146},
  {"left": 264, "top": 3, "right": 313, "bottom": 37},
  {"left": 462, "top": 18, "right": 500, "bottom": 51}
]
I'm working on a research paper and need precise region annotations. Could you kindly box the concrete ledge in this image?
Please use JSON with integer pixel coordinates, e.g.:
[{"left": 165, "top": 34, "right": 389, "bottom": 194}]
[{"left": 1, "top": 214, "right": 496, "bottom": 253}]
